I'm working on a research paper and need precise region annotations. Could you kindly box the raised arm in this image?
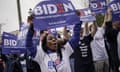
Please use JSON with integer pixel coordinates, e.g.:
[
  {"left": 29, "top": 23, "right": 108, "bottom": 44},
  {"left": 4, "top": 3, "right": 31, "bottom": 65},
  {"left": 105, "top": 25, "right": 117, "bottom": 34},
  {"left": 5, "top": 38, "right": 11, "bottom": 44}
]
[
  {"left": 83, "top": 22, "right": 89, "bottom": 36},
  {"left": 63, "top": 26, "right": 71, "bottom": 41},
  {"left": 69, "top": 21, "right": 82, "bottom": 49},
  {"left": 102, "top": 7, "right": 112, "bottom": 29},
  {"left": 91, "top": 21, "right": 97, "bottom": 37},
  {"left": 57, "top": 26, "right": 70, "bottom": 46},
  {"left": 106, "top": 7, "right": 112, "bottom": 22}
]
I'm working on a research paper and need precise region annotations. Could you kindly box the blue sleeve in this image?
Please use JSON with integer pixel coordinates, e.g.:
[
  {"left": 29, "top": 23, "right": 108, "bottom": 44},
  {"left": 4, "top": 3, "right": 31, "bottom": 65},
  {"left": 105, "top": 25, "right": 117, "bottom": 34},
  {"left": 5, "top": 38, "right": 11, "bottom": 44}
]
[{"left": 69, "top": 21, "right": 82, "bottom": 49}]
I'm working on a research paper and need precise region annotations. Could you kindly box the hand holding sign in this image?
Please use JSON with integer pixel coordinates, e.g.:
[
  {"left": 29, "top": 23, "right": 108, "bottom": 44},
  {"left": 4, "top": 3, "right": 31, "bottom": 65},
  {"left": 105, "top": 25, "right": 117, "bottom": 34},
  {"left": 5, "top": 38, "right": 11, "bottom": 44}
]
[
  {"left": 105, "top": 7, "right": 113, "bottom": 21},
  {"left": 107, "top": 7, "right": 112, "bottom": 14}
]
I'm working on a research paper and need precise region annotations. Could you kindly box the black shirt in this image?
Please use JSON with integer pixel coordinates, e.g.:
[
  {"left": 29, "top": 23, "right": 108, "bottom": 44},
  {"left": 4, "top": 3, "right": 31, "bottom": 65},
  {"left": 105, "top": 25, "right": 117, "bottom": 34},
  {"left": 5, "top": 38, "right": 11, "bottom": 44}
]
[
  {"left": 105, "top": 21, "right": 120, "bottom": 72},
  {"left": 74, "top": 34, "right": 94, "bottom": 72}
]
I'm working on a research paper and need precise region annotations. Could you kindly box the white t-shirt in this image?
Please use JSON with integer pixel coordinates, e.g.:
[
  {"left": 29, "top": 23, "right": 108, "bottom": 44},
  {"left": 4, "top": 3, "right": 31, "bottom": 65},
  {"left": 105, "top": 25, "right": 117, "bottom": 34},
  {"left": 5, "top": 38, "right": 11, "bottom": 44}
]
[
  {"left": 91, "top": 27, "right": 108, "bottom": 61},
  {"left": 117, "top": 32, "right": 120, "bottom": 60},
  {"left": 34, "top": 42, "right": 73, "bottom": 72}
]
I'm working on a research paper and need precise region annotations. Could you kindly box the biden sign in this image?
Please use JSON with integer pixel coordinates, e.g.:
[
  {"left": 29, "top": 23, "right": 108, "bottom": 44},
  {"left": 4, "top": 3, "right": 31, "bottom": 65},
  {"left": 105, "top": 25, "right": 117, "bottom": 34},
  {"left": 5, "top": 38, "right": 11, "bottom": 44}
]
[{"left": 33, "top": 0, "right": 80, "bottom": 30}]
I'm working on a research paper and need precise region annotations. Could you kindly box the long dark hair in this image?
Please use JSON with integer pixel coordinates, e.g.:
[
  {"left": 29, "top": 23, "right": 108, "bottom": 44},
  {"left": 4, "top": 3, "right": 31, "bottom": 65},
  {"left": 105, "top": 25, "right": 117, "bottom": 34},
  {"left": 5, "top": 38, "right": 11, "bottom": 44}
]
[{"left": 41, "top": 34, "right": 63, "bottom": 61}]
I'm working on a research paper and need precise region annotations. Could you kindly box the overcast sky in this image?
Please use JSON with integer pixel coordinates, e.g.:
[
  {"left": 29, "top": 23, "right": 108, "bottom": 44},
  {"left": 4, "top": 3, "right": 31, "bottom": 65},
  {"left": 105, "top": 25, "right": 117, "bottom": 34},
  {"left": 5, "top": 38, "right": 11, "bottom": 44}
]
[
  {"left": 0, "top": 0, "right": 19, "bottom": 33},
  {"left": 0, "top": 0, "right": 90, "bottom": 33}
]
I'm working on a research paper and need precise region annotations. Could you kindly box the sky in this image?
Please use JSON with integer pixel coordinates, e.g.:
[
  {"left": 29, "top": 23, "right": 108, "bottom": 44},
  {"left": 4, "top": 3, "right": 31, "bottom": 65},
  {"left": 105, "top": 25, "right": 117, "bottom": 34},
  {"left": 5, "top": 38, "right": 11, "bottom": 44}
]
[
  {"left": 0, "top": 0, "right": 19, "bottom": 33},
  {"left": 1, "top": 0, "right": 112, "bottom": 33}
]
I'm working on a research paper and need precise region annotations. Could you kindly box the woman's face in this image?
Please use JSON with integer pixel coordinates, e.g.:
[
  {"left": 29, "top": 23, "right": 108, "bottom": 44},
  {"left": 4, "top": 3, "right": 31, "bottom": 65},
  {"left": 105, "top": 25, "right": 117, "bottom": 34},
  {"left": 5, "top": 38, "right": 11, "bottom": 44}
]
[{"left": 46, "top": 34, "right": 57, "bottom": 51}]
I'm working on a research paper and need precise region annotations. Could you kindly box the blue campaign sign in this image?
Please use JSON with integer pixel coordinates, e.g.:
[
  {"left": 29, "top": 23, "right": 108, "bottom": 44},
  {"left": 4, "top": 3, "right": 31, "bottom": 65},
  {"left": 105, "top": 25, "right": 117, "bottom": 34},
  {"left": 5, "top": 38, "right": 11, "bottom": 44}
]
[
  {"left": 33, "top": 31, "right": 40, "bottom": 46},
  {"left": 18, "top": 23, "right": 39, "bottom": 57},
  {"left": 108, "top": 0, "right": 120, "bottom": 21},
  {"left": 33, "top": 0, "right": 80, "bottom": 30},
  {"left": 89, "top": 0, "right": 107, "bottom": 14},
  {"left": 17, "top": 23, "right": 29, "bottom": 50},
  {"left": 19, "top": 22, "right": 29, "bottom": 31},
  {"left": 67, "top": 25, "right": 74, "bottom": 30},
  {"left": 17, "top": 23, "right": 29, "bottom": 47},
  {"left": 32, "top": 36, "right": 40, "bottom": 47},
  {"left": 32, "top": 31, "right": 40, "bottom": 46},
  {"left": 2, "top": 32, "right": 26, "bottom": 54},
  {"left": 79, "top": 8, "right": 96, "bottom": 22}
]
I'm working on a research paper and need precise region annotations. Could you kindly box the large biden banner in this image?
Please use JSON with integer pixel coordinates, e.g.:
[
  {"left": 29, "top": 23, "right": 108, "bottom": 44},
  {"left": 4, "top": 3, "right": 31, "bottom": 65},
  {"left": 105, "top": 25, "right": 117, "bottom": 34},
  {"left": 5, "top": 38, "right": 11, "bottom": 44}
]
[
  {"left": 33, "top": 0, "right": 80, "bottom": 30},
  {"left": 108, "top": 0, "right": 120, "bottom": 21}
]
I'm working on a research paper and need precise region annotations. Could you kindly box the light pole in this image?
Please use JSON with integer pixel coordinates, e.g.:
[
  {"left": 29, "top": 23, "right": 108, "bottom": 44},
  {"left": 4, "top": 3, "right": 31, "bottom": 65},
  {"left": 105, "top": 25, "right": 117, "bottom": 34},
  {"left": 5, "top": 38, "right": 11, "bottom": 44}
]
[{"left": 17, "top": 0, "right": 22, "bottom": 26}]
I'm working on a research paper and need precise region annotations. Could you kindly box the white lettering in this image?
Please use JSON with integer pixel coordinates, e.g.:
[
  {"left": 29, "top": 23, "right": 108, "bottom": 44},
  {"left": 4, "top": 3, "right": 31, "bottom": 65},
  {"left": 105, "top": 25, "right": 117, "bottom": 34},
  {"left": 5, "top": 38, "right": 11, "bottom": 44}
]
[
  {"left": 63, "top": 3, "right": 74, "bottom": 12},
  {"left": 34, "top": 3, "right": 74, "bottom": 15},
  {"left": 34, "top": 6, "right": 43, "bottom": 15},
  {"left": 84, "top": 10, "right": 91, "bottom": 15},
  {"left": 4, "top": 39, "right": 9, "bottom": 46},
  {"left": 101, "top": 2, "right": 106, "bottom": 7},
  {"left": 111, "top": 4, "right": 118, "bottom": 11},
  {"left": 47, "top": 4, "right": 57, "bottom": 14},
  {"left": 111, "top": 2, "right": 120, "bottom": 11},
  {"left": 91, "top": 3, "right": 98, "bottom": 8},
  {"left": 4, "top": 39, "right": 17, "bottom": 46},
  {"left": 43, "top": 5, "right": 48, "bottom": 14},
  {"left": 91, "top": 2, "right": 106, "bottom": 8}
]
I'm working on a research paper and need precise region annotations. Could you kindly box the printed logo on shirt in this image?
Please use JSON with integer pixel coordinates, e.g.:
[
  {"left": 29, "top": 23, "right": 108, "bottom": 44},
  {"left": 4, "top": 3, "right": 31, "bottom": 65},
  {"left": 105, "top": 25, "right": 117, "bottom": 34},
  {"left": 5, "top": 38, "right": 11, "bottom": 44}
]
[
  {"left": 48, "top": 61, "right": 54, "bottom": 69},
  {"left": 48, "top": 59, "right": 64, "bottom": 71},
  {"left": 79, "top": 43, "right": 88, "bottom": 57}
]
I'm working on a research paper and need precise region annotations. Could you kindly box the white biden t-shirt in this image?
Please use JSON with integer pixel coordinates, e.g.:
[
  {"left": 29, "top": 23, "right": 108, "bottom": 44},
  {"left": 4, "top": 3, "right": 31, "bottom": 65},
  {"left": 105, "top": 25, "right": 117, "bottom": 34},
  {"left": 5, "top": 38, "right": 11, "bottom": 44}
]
[{"left": 34, "top": 42, "right": 73, "bottom": 72}]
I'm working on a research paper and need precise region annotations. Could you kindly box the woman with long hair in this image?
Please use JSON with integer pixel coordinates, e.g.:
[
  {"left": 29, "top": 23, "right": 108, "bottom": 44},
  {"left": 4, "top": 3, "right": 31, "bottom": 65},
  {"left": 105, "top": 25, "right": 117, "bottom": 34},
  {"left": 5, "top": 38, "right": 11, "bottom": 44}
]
[{"left": 34, "top": 22, "right": 82, "bottom": 72}]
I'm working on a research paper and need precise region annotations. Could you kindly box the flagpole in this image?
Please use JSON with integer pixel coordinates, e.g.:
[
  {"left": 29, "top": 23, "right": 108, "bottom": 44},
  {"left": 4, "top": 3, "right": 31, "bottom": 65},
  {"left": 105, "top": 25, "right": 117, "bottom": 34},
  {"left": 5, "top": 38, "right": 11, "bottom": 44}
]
[{"left": 17, "top": 0, "right": 22, "bottom": 26}]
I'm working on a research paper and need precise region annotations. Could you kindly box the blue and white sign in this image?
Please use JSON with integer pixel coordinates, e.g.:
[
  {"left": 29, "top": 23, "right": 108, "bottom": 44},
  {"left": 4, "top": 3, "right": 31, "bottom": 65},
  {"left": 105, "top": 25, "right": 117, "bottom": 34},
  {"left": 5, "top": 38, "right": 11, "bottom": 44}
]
[
  {"left": 2, "top": 32, "right": 26, "bottom": 54},
  {"left": 17, "top": 23, "right": 29, "bottom": 47},
  {"left": 108, "top": 0, "right": 120, "bottom": 21},
  {"left": 33, "top": 0, "right": 80, "bottom": 30},
  {"left": 32, "top": 33, "right": 40, "bottom": 47},
  {"left": 67, "top": 25, "right": 74, "bottom": 30},
  {"left": 19, "top": 22, "right": 29, "bottom": 31},
  {"left": 79, "top": 8, "right": 96, "bottom": 22},
  {"left": 18, "top": 23, "right": 39, "bottom": 57},
  {"left": 90, "top": 0, "right": 107, "bottom": 14}
]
